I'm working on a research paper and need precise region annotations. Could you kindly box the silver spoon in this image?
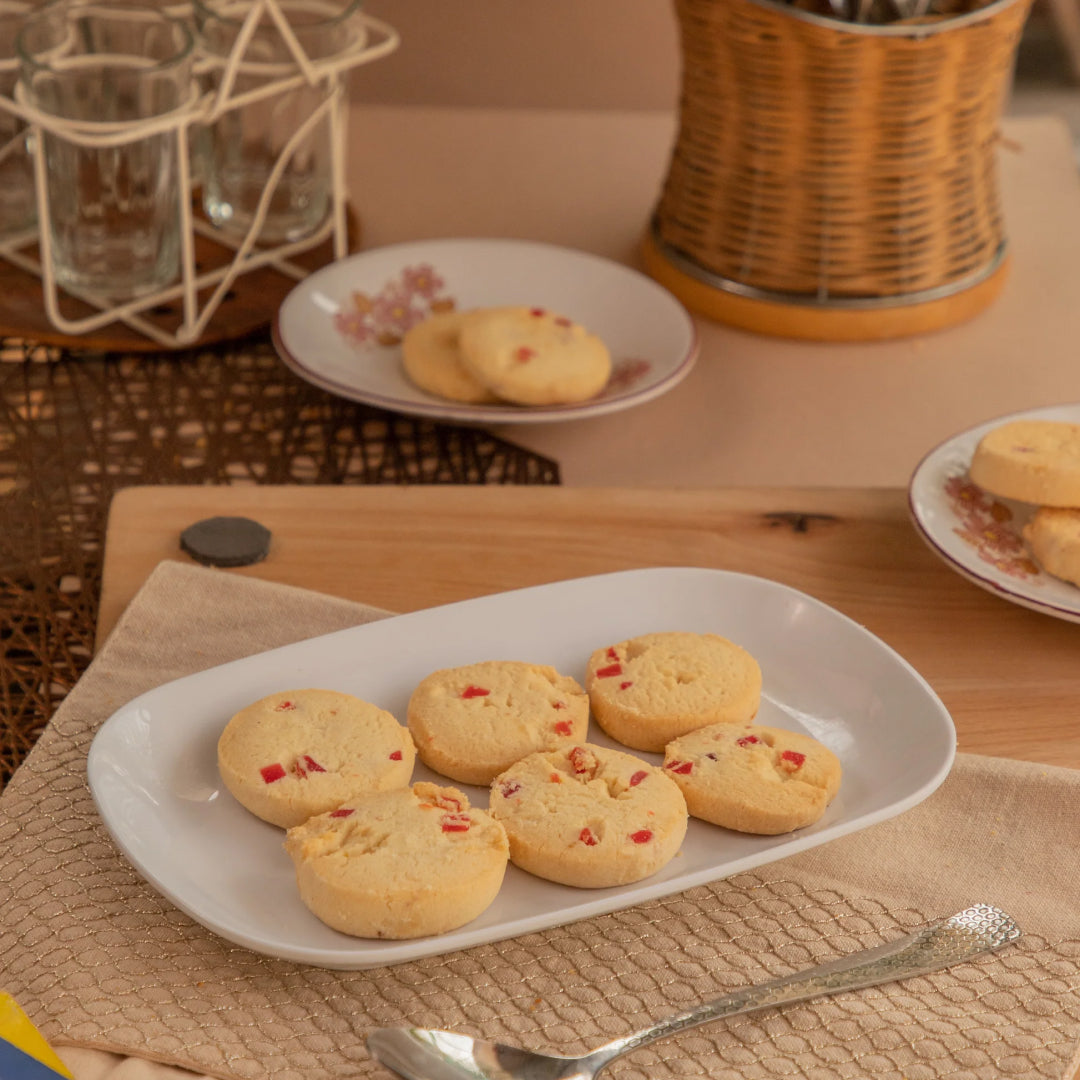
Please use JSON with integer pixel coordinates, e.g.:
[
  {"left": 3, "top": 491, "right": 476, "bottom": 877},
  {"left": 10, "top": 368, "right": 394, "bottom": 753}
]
[{"left": 368, "top": 904, "right": 1020, "bottom": 1080}]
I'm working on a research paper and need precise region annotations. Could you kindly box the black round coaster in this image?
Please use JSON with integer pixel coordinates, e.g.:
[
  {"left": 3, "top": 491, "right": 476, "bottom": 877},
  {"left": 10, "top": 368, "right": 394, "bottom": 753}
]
[{"left": 180, "top": 516, "right": 272, "bottom": 568}]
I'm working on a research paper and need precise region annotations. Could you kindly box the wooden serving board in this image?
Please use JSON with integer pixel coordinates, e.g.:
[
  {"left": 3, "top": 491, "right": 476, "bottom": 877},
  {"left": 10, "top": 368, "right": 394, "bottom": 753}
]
[{"left": 100, "top": 484, "right": 1080, "bottom": 769}]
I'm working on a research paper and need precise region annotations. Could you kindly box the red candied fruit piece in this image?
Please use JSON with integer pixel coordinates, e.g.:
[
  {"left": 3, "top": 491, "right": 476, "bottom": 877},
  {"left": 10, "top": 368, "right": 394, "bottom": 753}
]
[
  {"left": 552, "top": 701, "right": 567, "bottom": 710},
  {"left": 515, "top": 346, "right": 537, "bottom": 362},
  {"left": 274, "top": 700, "right": 296, "bottom": 711},
  {"left": 260, "top": 763, "right": 286, "bottom": 784},
  {"left": 619, "top": 681, "right": 633, "bottom": 690},
  {"left": 568, "top": 746, "right": 597, "bottom": 776},
  {"left": 293, "top": 759, "right": 307, "bottom": 779},
  {"left": 781, "top": 749, "right": 806, "bottom": 769},
  {"left": 630, "top": 829, "right": 653, "bottom": 844},
  {"left": 302, "top": 754, "right": 326, "bottom": 773},
  {"left": 629, "top": 770, "right": 648, "bottom": 787},
  {"left": 435, "top": 792, "right": 463, "bottom": 812},
  {"left": 606, "top": 647, "right": 618, "bottom": 660},
  {"left": 550, "top": 772, "right": 563, "bottom": 783},
  {"left": 498, "top": 780, "right": 522, "bottom": 798},
  {"left": 596, "top": 663, "right": 622, "bottom": 678},
  {"left": 579, "top": 827, "right": 598, "bottom": 847},
  {"left": 389, "top": 750, "right": 403, "bottom": 761},
  {"left": 529, "top": 307, "right": 545, "bottom": 317},
  {"left": 461, "top": 685, "right": 490, "bottom": 699},
  {"left": 553, "top": 720, "right": 573, "bottom": 736},
  {"left": 441, "top": 813, "right": 471, "bottom": 833},
  {"left": 666, "top": 760, "right": 693, "bottom": 775},
  {"left": 737, "top": 735, "right": 760, "bottom": 748},
  {"left": 329, "top": 807, "right": 355, "bottom": 818}
]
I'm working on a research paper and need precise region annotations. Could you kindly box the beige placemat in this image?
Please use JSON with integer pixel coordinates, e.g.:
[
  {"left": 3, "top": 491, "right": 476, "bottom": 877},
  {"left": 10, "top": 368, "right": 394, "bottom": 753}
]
[{"left": 1, "top": 560, "right": 1079, "bottom": 1080}]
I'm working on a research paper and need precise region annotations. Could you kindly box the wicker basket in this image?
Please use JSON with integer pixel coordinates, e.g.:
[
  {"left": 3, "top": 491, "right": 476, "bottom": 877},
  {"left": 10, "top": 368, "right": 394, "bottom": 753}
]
[{"left": 643, "top": 0, "right": 1033, "bottom": 339}]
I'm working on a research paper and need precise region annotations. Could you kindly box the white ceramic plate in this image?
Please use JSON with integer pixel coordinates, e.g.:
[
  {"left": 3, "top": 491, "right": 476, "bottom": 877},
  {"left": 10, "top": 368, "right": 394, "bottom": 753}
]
[
  {"left": 908, "top": 403, "right": 1080, "bottom": 624},
  {"left": 87, "top": 568, "right": 955, "bottom": 970},
  {"left": 271, "top": 238, "right": 698, "bottom": 424}
]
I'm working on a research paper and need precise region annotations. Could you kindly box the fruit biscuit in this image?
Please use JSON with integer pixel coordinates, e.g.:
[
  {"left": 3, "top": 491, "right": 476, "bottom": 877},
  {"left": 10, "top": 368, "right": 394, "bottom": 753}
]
[
  {"left": 218, "top": 688, "right": 415, "bottom": 828},
  {"left": 968, "top": 419, "right": 1080, "bottom": 507},
  {"left": 401, "top": 310, "right": 500, "bottom": 404},
  {"left": 585, "top": 631, "right": 762, "bottom": 752},
  {"left": 489, "top": 743, "right": 687, "bottom": 888},
  {"left": 458, "top": 305, "right": 611, "bottom": 406},
  {"left": 407, "top": 660, "right": 589, "bottom": 785},
  {"left": 663, "top": 722, "right": 841, "bottom": 835},
  {"left": 285, "top": 782, "right": 508, "bottom": 938}
]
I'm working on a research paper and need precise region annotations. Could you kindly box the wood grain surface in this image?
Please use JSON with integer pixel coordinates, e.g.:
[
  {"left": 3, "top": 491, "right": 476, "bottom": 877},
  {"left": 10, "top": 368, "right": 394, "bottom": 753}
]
[{"left": 100, "top": 484, "right": 1080, "bottom": 769}]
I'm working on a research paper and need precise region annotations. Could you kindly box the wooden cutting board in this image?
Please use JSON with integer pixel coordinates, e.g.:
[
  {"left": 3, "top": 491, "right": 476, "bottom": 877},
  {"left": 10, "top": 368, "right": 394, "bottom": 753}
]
[{"left": 100, "top": 484, "right": 1080, "bottom": 769}]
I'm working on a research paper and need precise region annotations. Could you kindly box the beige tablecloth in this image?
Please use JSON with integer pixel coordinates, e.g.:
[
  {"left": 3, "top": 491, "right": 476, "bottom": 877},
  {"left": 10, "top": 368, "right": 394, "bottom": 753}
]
[{"left": 2, "top": 561, "right": 1079, "bottom": 1080}]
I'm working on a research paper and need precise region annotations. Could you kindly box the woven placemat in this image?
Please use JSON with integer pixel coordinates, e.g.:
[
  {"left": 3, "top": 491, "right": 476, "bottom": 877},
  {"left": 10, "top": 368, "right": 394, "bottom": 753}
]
[
  {"left": 1, "top": 561, "right": 1079, "bottom": 1080},
  {"left": 0, "top": 337, "right": 559, "bottom": 789}
]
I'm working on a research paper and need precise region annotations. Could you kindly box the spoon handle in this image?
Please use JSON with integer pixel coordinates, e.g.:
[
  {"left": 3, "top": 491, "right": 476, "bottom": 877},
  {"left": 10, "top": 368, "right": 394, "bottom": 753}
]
[{"left": 585, "top": 904, "right": 1019, "bottom": 1072}]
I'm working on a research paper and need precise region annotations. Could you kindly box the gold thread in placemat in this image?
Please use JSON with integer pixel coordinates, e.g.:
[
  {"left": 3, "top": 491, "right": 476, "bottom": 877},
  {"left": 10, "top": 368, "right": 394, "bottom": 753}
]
[{"left": 0, "top": 562, "right": 1078, "bottom": 1080}]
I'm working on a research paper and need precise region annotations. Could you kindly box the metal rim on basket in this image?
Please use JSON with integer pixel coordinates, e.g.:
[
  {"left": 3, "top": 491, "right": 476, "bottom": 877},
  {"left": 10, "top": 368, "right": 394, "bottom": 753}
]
[
  {"left": 648, "top": 220, "right": 1009, "bottom": 311},
  {"left": 738, "top": 0, "right": 1028, "bottom": 36}
]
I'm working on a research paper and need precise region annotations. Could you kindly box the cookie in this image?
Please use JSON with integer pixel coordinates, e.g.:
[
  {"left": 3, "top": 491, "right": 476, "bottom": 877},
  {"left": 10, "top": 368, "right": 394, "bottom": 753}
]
[
  {"left": 1023, "top": 506, "right": 1080, "bottom": 588},
  {"left": 585, "top": 632, "right": 762, "bottom": 752},
  {"left": 488, "top": 743, "right": 688, "bottom": 888},
  {"left": 968, "top": 419, "right": 1080, "bottom": 507},
  {"left": 217, "top": 689, "right": 416, "bottom": 828},
  {"left": 401, "top": 310, "right": 500, "bottom": 404},
  {"left": 284, "top": 782, "right": 509, "bottom": 939},
  {"left": 663, "top": 723, "right": 841, "bottom": 835},
  {"left": 458, "top": 305, "right": 612, "bottom": 406},
  {"left": 407, "top": 660, "right": 589, "bottom": 785}
]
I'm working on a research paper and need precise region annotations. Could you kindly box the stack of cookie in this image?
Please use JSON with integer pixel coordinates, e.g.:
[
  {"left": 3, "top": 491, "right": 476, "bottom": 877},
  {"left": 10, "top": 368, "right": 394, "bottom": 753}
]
[
  {"left": 216, "top": 633, "right": 843, "bottom": 940},
  {"left": 969, "top": 419, "right": 1080, "bottom": 587},
  {"left": 402, "top": 306, "right": 612, "bottom": 406}
]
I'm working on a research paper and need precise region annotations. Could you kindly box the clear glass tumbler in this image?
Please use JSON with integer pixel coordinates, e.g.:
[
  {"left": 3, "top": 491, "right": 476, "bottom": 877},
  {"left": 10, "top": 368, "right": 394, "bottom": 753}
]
[
  {"left": 194, "top": 0, "right": 361, "bottom": 245},
  {"left": 0, "top": 0, "right": 35, "bottom": 242},
  {"left": 17, "top": 0, "right": 194, "bottom": 300}
]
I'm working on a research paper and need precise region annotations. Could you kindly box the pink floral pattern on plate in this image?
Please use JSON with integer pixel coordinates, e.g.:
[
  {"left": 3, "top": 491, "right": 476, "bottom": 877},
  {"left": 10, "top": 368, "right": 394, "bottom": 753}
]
[
  {"left": 332, "top": 263, "right": 655, "bottom": 400},
  {"left": 334, "top": 264, "right": 456, "bottom": 347},
  {"left": 943, "top": 474, "right": 1042, "bottom": 582}
]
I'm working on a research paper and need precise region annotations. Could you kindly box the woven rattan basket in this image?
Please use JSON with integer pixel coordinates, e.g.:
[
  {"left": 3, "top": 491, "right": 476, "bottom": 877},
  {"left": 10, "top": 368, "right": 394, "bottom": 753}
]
[{"left": 643, "top": 0, "right": 1033, "bottom": 340}]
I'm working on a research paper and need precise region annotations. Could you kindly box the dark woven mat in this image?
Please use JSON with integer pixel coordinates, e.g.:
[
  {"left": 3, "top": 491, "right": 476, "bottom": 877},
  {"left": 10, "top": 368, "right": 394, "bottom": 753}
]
[{"left": 0, "top": 334, "right": 560, "bottom": 788}]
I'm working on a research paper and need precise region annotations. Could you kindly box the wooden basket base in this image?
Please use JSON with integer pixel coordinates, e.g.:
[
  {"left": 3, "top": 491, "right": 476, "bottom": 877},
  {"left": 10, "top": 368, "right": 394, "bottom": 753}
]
[{"left": 640, "top": 231, "right": 1010, "bottom": 343}]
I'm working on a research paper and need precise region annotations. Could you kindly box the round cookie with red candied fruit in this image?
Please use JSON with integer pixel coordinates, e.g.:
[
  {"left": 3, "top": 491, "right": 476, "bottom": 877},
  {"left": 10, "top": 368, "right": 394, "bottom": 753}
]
[
  {"left": 488, "top": 743, "right": 687, "bottom": 888},
  {"left": 1024, "top": 506, "right": 1080, "bottom": 587},
  {"left": 217, "top": 689, "right": 415, "bottom": 829},
  {"left": 284, "top": 782, "right": 509, "bottom": 939},
  {"left": 458, "top": 306, "right": 611, "bottom": 406},
  {"left": 585, "top": 632, "right": 762, "bottom": 753},
  {"left": 663, "top": 723, "right": 841, "bottom": 835},
  {"left": 407, "top": 660, "right": 589, "bottom": 785},
  {"left": 401, "top": 310, "right": 501, "bottom": 405},
  {"left": 968, "top": 419, "right": 1080, "bottom": 507}
]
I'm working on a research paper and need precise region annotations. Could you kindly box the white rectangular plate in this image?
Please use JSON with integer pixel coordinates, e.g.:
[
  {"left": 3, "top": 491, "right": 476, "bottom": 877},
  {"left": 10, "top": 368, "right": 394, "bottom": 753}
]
[{"left": 87, "top": 568, "right": 955, "bottom": 970}]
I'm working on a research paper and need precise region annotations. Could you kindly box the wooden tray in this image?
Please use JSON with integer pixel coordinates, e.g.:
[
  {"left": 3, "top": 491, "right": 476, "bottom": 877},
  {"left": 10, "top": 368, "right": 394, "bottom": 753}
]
[{"left": 100, "top": 484, "right": 1080, "bottom": 770}]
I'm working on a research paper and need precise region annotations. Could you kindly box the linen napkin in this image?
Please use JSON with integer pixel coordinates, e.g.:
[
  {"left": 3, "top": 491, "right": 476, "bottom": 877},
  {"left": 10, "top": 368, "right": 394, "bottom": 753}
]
[{"left": 1, "top": 560, "right": 1079, "bottom": 1080}]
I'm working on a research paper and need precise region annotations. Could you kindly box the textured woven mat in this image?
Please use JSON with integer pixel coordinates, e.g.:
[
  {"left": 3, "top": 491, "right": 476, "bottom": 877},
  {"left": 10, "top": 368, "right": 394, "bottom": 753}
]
[
  {"left": 1, "top": 561, "right": 1079, "bottom": 1080},
  {"left": 0, "top": 337, "right": 559, "bottom": 790}
]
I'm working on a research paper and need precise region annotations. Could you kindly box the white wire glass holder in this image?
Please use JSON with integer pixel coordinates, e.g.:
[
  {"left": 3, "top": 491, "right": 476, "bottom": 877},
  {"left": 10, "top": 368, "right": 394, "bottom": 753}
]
[{"left": 0, "top": 1, "right": 399, "bottom": 349}]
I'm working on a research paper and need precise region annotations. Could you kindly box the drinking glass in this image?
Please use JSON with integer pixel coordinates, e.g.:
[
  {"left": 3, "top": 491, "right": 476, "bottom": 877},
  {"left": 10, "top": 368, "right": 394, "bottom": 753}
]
[
  {"left": 194, "top": 0, "right": 361, "bottom": 245},
  {"left": 0, "top": 0, "right": 34, "bottom": 242},
  {"left": 17, "top": 0, "right": 194, "bottom": 299}
]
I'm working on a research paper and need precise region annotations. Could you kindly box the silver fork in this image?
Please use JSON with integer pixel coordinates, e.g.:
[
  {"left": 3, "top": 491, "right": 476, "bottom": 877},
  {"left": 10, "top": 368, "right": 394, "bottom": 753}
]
[{"left": 368, "top": 904, "right": 1020, "bottom": 1080}]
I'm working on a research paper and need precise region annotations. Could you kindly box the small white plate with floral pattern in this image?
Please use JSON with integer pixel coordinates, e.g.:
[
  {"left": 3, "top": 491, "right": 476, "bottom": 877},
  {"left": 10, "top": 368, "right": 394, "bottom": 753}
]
[
  {"left": 908, "top": 403, "right": 1080, "bottom": 623},
  {"left": 272, "top": 237, "right": 698, "bottom": 424}
]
